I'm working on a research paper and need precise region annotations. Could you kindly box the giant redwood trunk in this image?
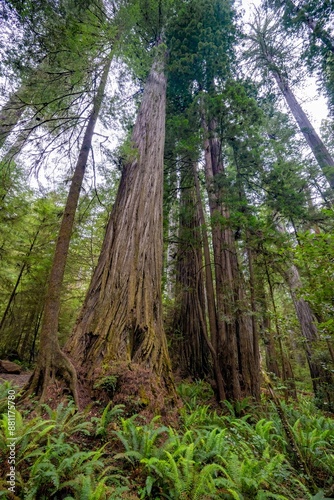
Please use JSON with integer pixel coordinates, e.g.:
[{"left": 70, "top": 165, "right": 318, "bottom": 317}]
[
  {"left": 272, "top": 71, "right": 334, "bottom": 189},
  {"left": 202, "top": 119, "right": 260, "bottom": 401},
  {"left": 171, "top": 161, "right": 210, "bottom": 379},
  {"left": 67, "top": 53, "right": 175, "bottom": 406},
  {"left": 22, "top": 61, "right": 111, "bottom": 404}
]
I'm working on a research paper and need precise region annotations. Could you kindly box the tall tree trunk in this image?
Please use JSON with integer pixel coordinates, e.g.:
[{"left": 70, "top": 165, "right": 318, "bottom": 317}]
[
  {"left": 263, "top": 251, "right": 297, "bottom": 401},
  {"left": 22, "top": 60, "right": 111, "bottom": 404},
  {"left": 280, "top": 0, "right": 334, "bottom": 53},
  {"left": 67, "top": 53, "right": 175, "bottom": 408},
  {"left": 202, "top": 118, "right": 260, "bottom": 401},
  {"left": 272, "top": 71, "right": 334, "bottom": 189},
  {"left": 193, "top": 163, "right": 226, "bottom": 402},
  {"left": 246, "top": 240, "right": 261, "bottom": 390},
  {"left": 259, "top": 292, "right": 281, "bottom": 378},
  {"left": 171, "top": 160, "right": 210, "bottom": 379}
]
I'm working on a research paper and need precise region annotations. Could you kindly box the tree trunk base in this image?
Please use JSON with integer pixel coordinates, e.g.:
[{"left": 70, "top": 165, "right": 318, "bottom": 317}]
[
  {"left": 83, "top": 362, "right": 179, "bottom": 420},
  {"left": 20, "top": 348, "right": 79, "bottom": 407}
]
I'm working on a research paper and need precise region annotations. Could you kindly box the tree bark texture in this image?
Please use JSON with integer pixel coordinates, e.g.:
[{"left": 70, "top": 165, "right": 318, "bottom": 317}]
[
  {"left": 202, "top": 118, "right": 260, "bottom": 401},
  {"left": 257, "top": 283, "right": 281, "bottom": 378},
  {"left": 22, "top": 60, "right": 111, "bottom": 404},
  {"left": 272, "top": 71, "right": 334, "bottom": 189},
  {"left": 264, "top": 253, "right": 297, "bottom": 400},
  {"left": 246, "top": 241, "right": 261, "bottom": 390},
  {"left": 171, "top": 161, "right": 210, "bottom": 379},
  {"left": 193, "top": 163, "right": 226, "bottom": 402},
  {"left": 67, "top": 54, "right": 175, "bottom": 402}
]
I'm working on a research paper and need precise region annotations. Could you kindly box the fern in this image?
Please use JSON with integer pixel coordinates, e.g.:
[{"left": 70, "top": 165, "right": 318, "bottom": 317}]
[
  {"left": 142, "top": 444, "right": 225, "bottom": 499},
  {"left": 113, "top": 415, "right": 168, "bottom": 464},
  {"left": 22, "top": 434, "right": 108, "bottom": 500},
  {"left": 92, "top": 402, "right": 124, "bottom": 438},
  {"left": 40, "top": 401, "right": 93, "bottom": 436}
]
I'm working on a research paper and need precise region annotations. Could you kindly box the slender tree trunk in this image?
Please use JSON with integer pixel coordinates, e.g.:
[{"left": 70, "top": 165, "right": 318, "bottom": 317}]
[
  {"left": 256, "top": 279, "right": 281, "bottom": 378},
  {"left": 29, "top": 308, "right": 44, "bottom": 364},
  {"left": 202, "top": 118, "right": 260, "bottom": 401},
  {"left": 284, "top": 262, "right": 334, "bottom": 406},
  {"left": 0, "top": 222, "right": 43, "bottom": 332},
  {"left": 22, "top": 60, "right": 111, "bottom": 405},
  {"left": 18, "top": 309, "right": 37, "bottom": 361},
  {"left": 281, "top": 0, "right": 334, "bottom": 53},
  {"left": 193, "top": 163, "right": 226, "bottom": 402},
  {"left": 274, "top": 220, "right": 334, "bottom": 402},
  {"left": 272, "top": 71, "right": 334, "bottom": 189},
  {"left": 67, "top": 53, "right": 175, "bottom": 408},
  {"left": 246, "top": 240, "right": 261, "bottom": 391},
  {"left": 171, "top": 160, "right": 210, "bottom": 379},
  {"left": 263, "top": 252, "right": 297, "bottom": 400}
]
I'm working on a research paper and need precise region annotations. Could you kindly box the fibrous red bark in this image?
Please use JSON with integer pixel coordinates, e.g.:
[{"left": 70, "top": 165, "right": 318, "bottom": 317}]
[
  {"left": 171, "top": 160, "right": 210, "bottom": 379},
  {"left": 66, "top": 53, "right": 175, "bottom": 408},
  {"left": 202, "top": 117, "right": 260, "bottom": 401}
]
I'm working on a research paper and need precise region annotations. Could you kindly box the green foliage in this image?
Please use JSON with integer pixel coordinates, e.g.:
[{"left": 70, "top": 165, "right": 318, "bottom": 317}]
[
  {"left": 40, "top": 401, "right": 93, "bottom": 437},
  {"left": 91, "top": 402, "right": 125, "bottom": 438},
  {"left": 177, "top": 380, "right": 214, "bottom": 410},
  {"left": 0, "top": 391, "right": 333, "bottom": 498},
  {"left": 22, "top": 438, "right": 105, "bottom": 500},
  {"left": 0, "top": 402, "right": 129, "bottom": 499},
  {"left": 294, "top": 229, "right": 334, "bottom": 323},
  {"left": 167, "top": 0, "right": 237, "bottom": 100},
  {"left": 94, "top": 376, "right": 119, "bottom": 396},
  {"left": 113, "top": 415, "right": 168, "bottom": 463},
  {"left": 142, "top": 445, "right": 225, "bottom": 499}
]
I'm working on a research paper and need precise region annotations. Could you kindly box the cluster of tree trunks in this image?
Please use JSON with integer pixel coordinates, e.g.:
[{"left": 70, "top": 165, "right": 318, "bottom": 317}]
[{"left": 2, "top": 0, "right": 333, "bottom": 410}]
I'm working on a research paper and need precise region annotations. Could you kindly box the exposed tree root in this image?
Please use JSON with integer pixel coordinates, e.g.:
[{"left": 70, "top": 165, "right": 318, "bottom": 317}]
[{"left": 20, "top": 348, "right": 79, "bottom": 407}]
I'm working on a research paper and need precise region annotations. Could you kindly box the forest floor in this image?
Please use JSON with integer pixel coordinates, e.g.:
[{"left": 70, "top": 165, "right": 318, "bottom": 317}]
[{"left": 0, "top": 378, "right": 333, "bottom": 499}]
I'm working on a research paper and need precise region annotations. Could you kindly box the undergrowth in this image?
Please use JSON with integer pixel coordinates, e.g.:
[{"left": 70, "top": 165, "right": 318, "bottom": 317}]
[{"left": 0, "top": 380, "right": 333, "bottom": 499}]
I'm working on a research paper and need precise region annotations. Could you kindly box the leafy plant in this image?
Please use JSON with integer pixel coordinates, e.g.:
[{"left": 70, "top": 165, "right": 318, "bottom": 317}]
[
  {"left": 141, "top": 443, "right": 225, "bottom": 499},
  {"left": 91, "top": 402, "right": 124, "bottom": 438},
  {"left": 113, "top": 415, "right": 168, "bottom": 464}
]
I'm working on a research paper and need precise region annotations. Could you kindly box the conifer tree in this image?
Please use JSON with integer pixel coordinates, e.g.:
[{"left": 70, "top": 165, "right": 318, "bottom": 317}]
[
  {"left": 245, "top": 9, "right": 334, "bottom": 190},
  {"left": 171, "top": 155, "right": 210, "bottom": 379},
  {"left": 67, "top": 3, "right": 176, "bottom": 405},
  {"left": 22, "top": 59, "right": 112, "bottom": 403}
]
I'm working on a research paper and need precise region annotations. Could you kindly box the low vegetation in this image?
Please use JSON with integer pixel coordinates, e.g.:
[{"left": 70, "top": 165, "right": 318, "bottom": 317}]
[{"left": 0, "top": 380, "right": 333, "bottom": 499}]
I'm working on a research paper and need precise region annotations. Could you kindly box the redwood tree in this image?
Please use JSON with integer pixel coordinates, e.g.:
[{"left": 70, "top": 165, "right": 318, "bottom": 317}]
[
  {"left": 67, "top": 46, "right": 175, "bottom": 404},
  {"left": 171, "top": 157, "right": 210, "bottom": 379}
]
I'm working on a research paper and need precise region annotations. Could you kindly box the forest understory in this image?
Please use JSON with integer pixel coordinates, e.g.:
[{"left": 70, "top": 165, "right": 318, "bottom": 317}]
[{"left": 0, "top": 376, "right": 334, "bottom": 499}]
